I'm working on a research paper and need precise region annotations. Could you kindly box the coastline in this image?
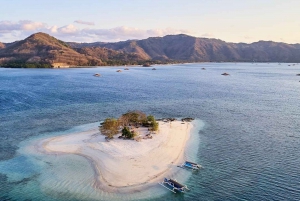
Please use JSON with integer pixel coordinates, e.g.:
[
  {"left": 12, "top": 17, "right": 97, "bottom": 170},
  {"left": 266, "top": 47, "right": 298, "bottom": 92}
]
[
  {"left": 1, "top": 61, "right": 296, "bottom": 69},
  {"left": 37, "top": 120, "right": 193, "bottom": 193}
]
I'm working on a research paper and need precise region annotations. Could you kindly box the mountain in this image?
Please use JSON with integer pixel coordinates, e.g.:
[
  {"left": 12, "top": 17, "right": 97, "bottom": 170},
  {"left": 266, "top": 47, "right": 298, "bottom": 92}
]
[
  {"left": 75, "top": 47, "right": 145, "bottom": 65},
  {"left": 0, "top": 42, "right": 5, "bottom": 49},
  {"left": 0, "top": 33, "right": 147, "bottom": 68},
  {"left": 73, "top": 34, "right": 300, "bottom": 63},
  {"left": 0, "top": 32, "right": 103, "bottom": 67},
  {"left": 1, "top": 32, "right": 300, "bottom": 68}
]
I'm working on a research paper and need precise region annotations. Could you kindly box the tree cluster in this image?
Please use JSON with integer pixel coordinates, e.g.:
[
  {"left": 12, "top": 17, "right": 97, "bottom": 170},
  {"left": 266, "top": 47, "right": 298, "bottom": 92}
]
[
  {"left": 1, "top": 62, "right": 52, "bottom": 68},
  {"left": 146, "top": 115, "right": 159, "bottom": 132},
  {"left": 99, "top": 118, "right": 119, "bottom": 139},
  {"left": 99, "top": 111, "right": 159, "bottom": 140}
]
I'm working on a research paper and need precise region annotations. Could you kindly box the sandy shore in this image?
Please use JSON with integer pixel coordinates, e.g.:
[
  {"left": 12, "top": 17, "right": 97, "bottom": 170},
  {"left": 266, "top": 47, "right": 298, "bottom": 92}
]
[{"left": 40, "top": 120, "right": 192, "bottom": 193}]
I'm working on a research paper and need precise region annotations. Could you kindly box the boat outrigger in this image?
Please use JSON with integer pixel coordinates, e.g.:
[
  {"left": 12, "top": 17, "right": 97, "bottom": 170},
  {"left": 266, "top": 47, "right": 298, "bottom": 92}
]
[
  {"left": 158, "top": 178, "right": 189, "bottom": 193},
  {"left": 180, "top": 161, "right": 201, "bottom": 170}
]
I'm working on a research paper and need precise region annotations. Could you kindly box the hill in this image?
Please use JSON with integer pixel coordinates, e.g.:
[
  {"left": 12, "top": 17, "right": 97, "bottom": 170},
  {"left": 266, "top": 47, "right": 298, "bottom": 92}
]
[
  {"left": 0, "top": 42, "right": 5, "bottom": 49},
  {"left": 75, "top": 47, "right": 145, "bottom": 65},
  {"left": 0, "top": 32, "right": 103, "bottom": 67}
]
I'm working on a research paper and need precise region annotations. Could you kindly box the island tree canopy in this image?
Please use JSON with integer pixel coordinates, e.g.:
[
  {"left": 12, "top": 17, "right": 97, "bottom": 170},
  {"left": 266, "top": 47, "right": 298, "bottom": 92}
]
[
  {"left": 119, "top": 110, "right": 147, "bottom": 126},
  {"left": 147, "top": 115, "right": 159, "bottom": 131},
  {"left": 100, "top": 118, "right": 119, "bottom": 139},
  {"left": 99, "top": 111, "right": 159, "bottom": 139}
]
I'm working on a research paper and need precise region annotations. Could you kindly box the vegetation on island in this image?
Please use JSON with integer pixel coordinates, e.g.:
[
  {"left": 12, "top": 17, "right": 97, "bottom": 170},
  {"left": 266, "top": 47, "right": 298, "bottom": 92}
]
[
  {"left": 99, "top": 110, "right": 159, "bottom": 140},
  {"left": 121, "top": 127, "right": 134, "bottom": 139},
  {"left": 145, "top": 115, "right": 159, "bottom": 131},
  {"left": 99, "top": 118, "right": 119, "bottom": 139}
]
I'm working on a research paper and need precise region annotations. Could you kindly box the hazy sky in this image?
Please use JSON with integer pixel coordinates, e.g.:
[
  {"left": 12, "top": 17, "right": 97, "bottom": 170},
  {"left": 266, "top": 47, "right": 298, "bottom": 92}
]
[{"left": 1, "top": 0, "right": 299, "bottom": 43}]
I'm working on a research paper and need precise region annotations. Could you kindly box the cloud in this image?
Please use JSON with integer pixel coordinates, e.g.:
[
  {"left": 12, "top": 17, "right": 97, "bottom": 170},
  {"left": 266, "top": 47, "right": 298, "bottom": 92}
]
[
  {"left": 57, "top": 24, "right": 78, "bottom": 34},
  {"left": 20, "top": 20, "right": 45, "bottom": 30},
  {"left": 0, "top": 20, "right": 192, "bottom": 42},
  {"left": 81, "top": 26, "right": 192, "bottom": 41},
  {"left": 49, "top": 25, "right": 58, "bottom": 33},
  {"left": 0, "top": 20, "right": 46, "bottom": 32},
  {"left": 201, "top": 33, "right": 214, "bottom": 37},
  {"left": 74, "top": 20, "right": 95, "bottom": 26}
]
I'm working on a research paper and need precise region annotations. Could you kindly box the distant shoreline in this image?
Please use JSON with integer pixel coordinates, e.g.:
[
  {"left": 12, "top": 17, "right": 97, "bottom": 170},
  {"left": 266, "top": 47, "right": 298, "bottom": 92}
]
[{"left": 1, "top": 61, "right": 298, "bottom": 69}]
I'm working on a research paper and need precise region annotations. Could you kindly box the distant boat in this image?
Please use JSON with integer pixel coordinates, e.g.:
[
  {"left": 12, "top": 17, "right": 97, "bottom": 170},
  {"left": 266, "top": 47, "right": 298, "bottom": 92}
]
[
  {"left": 124, "top": 68, "right": 129, "bottom": 70},
  {"left": 93, "top": 73, "right": 101, "bottom": 77},
  {"left": 116, "top": 70, "right": 122, "bottom": 72},
  {"left": 152, "top": 68, "right": 156, "bottom": 70},
  {"left": 221, "top": 72, "right": 230, "bottom": 76},
  {"left": 158, "top": 178, "right": 189, "bottom": 193}
]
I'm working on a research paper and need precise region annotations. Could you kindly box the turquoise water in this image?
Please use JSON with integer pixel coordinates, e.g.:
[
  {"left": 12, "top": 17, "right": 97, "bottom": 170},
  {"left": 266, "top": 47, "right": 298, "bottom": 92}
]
[{"left": 1, "top": 63, "right": 300, "bottom": 200}]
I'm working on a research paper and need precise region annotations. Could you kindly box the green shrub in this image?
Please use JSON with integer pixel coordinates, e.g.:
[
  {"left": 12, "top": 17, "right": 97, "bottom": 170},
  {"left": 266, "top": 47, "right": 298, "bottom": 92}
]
[{"left": 122, "top": 127, "right": 134, "bottom": 139}]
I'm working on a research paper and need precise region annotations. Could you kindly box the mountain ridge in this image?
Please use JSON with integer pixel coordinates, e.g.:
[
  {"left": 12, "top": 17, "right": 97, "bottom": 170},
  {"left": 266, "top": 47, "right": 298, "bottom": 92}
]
[
  {"left": 0, "top": 32, "right": 300, "bottom": 68},
  {"left": 68, "top": 34, "right": 300, "bottom": 63}
]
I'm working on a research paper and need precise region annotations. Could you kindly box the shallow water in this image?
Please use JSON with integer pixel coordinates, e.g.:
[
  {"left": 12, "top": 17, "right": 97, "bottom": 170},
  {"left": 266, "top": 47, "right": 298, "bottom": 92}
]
[{"left": 1, "top": 63, "right": 300, "bottom": 200}]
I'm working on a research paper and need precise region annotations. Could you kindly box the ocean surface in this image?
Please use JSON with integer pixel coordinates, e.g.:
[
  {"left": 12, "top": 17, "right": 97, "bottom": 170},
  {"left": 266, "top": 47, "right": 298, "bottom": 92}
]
[{"left": 0, "top": 63, "right": 299, "bottom": 201}]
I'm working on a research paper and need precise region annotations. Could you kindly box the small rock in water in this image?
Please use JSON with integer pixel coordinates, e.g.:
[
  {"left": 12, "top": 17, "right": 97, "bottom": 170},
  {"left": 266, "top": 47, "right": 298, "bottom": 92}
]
[
  {"left": 181, "top": 117, "right": 195, "bottom": 122},
  {"left": 162, "top": 118, "right": 176, "bottom": 122}
]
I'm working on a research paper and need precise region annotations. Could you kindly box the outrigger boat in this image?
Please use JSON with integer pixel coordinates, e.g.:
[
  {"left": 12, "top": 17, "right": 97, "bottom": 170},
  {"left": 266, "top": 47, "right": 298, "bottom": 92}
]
[
  {"left": 158, "top": 178, "right": 189, "bottom": 193},
  {"left": 180, "top": 161, "right": 201, "bottom": 170}
]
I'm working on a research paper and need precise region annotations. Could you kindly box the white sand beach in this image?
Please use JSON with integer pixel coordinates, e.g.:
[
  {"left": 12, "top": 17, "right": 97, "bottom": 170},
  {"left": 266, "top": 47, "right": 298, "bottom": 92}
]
[{"left": 40, "top": 120, "right": 193, "bottom": 193}]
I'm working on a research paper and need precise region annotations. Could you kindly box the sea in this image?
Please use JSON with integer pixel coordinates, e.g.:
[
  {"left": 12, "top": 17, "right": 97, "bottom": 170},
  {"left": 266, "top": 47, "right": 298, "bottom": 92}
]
[{"left": 0, "top": 63, "right": 299, "bottom": 201}]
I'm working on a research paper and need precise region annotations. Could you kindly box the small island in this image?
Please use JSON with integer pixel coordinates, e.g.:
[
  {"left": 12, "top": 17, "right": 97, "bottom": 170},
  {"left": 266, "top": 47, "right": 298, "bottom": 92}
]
[{"left": 40, "top": 111, "right": 194, "bottom": 193}]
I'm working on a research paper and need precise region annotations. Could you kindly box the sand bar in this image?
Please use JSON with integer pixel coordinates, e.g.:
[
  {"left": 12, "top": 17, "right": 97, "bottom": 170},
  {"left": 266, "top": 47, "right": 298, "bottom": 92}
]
[{"left": 40, "top": 120, "right": 193, "bottom": 193}]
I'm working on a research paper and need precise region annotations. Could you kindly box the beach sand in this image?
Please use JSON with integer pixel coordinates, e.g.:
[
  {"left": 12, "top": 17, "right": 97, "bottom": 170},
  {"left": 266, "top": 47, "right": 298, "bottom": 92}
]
[{"left": 40, "top": 120, "right": 192, "bottom": 193}]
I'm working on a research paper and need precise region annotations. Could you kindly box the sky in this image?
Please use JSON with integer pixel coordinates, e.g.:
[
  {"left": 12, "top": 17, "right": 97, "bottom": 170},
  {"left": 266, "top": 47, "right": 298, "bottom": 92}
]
[{"left": 0, "top": 0, "right": 299, "bottom": 43}]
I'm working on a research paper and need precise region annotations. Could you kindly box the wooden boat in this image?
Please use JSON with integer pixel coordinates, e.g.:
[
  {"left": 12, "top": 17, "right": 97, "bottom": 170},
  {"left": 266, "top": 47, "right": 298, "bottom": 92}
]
[
  {"left": 180, "top": 161, "right": 201, "bottom": 170},
  {"left": 158, "top": 178, "right": 189, "bottom": 193}
]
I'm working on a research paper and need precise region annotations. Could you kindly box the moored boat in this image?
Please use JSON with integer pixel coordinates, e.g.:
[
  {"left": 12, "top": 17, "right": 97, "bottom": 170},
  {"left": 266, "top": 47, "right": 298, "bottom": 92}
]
[
  {"left": 180, "top": 161, "right": 201, "bottom": 170},
  {"left": 158, "top": 178, "right": 189, "bottom": 193}
]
